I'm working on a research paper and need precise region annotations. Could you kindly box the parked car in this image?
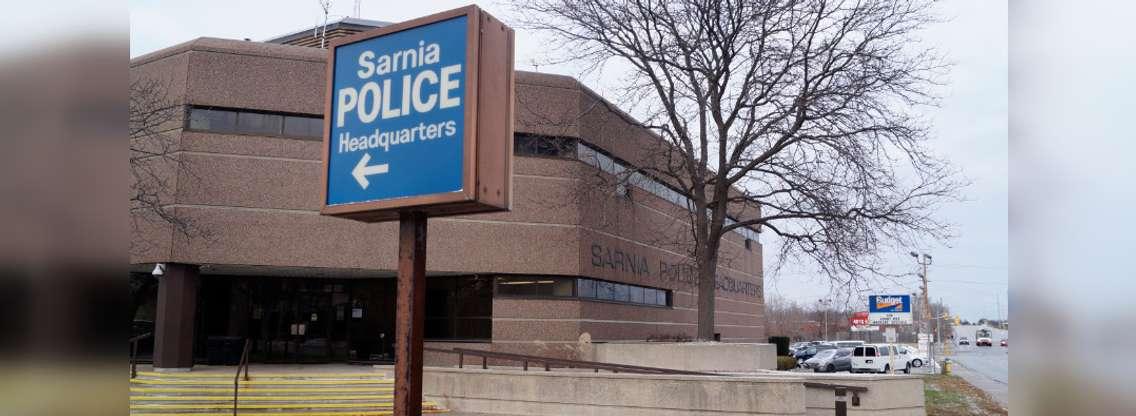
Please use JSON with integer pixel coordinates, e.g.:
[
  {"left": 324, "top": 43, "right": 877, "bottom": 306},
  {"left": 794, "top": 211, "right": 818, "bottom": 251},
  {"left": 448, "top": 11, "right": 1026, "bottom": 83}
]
[
  {"left": 1000, "top": 339, "right": 1008, "bottom": 347},
  {"left": 958, "top": 337, "right": 970, "bottom": 345},
  {"left": 806, "top": 348, "right": 853, "bottom": 372},
  {"left": 903, "top": 346, "right": 927, "bottom": 368},
  {"left": 794, "top": 344, "right": 838, "bottom": 366},
  {"left": 851, "top": 344, "right": 912, "bottom": 374},
  {"left": 832, "top": 340, "right": 866, "bottom": 349},
  {"left": 789, "top": 341, "right": 824, "bottom": 357}
]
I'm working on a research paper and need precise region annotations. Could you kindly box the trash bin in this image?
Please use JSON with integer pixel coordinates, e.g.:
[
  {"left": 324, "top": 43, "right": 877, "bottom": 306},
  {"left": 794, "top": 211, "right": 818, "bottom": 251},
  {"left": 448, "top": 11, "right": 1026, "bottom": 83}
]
[{"left": 206, "top": 336, "right": 244, "bottom": 365}]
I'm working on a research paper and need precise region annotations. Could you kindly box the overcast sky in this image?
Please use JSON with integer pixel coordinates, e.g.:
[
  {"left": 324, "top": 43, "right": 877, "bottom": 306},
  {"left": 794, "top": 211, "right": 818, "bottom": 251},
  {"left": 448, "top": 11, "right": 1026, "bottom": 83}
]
[{"left": 130, "top": 0, "right": 1009, "bottom": 322}]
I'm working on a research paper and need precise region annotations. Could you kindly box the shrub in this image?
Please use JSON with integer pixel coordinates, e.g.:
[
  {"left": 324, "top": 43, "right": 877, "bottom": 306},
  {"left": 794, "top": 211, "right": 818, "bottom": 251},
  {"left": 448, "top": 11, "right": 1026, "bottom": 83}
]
[
  {"left": 768, "top": 336, "right": 791, "bottom": 356},
  {"left": 777, "top": 356, "right": 797, "bottom": 371}
]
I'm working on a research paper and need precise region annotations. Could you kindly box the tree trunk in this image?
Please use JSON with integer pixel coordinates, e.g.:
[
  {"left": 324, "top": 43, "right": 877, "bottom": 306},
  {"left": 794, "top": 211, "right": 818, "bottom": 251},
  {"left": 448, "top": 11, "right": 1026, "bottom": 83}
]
[{"left": 696, "top": 239, "right": 721, "bottom": 341}]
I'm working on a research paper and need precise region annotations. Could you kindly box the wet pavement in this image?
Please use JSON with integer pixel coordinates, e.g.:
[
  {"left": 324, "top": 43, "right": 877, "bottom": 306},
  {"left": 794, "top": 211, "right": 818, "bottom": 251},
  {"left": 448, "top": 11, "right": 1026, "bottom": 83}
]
[{"left": 945, "top": 342, "right": 1009, "bottom": 407}]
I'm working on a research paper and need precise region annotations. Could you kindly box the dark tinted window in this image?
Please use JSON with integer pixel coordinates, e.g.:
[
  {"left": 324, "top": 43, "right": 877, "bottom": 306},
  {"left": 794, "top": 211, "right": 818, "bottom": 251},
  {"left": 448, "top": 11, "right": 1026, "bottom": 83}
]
[
  {"left": 187, "top": 107, "right": 322, "bottom": 140},
  {"left": 237, "top": 112, "right": 283, "bottom": 135},
  {"left": 629, "top": 286, "right": 644, "bottom": 304},
  {"left": 515, "top": 135, "right": 576, "bottom": 158},
  {"left": 283, "top": 115, "right": 323, "bottom": 139},
  {"left": 611, "top": 283, "right": 629, "bottom": 302},
  {"left": 596, "top": 281, "right": 618, "bottom": 300},
  {"left": 497, "top": 276, "right": 670, "bottom": 307},
  {"left": 495, "top": 276, "right": 565, "bottom": 297},
  {"left": 424, "top": 276, "right": 492, "bottom": 340},
  {"left": 577, "top": 278, "right": 596, "bottom": 298},
  {"left": 188, "top": 108, "right": 237, "bottom": 132}
]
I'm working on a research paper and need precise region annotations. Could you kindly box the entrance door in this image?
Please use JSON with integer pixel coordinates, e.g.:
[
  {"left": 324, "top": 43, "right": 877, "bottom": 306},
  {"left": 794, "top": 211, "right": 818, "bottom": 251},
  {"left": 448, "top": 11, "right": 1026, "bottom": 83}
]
[{"left": 256, "top": 280, "right": 337, "bottom": 363}]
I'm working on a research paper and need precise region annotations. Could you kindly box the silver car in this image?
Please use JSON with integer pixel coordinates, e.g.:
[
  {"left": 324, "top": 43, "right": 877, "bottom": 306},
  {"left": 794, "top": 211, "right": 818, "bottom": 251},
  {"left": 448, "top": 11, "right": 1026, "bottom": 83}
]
[{"left": 804, "top": 348, "right": 853, "bottom": 372}]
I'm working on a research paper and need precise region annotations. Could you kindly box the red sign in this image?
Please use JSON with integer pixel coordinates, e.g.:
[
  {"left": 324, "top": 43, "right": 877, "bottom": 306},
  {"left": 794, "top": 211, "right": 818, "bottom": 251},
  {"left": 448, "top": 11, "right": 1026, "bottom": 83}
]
[{"left": 850, "top": 311, "right": 870, "bottom": 326}]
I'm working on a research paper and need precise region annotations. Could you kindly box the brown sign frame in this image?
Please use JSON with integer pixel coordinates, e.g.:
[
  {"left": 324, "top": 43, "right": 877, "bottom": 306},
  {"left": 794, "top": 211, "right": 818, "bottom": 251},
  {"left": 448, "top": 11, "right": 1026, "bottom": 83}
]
[{"left": 319, "top": 5, "right": 514, "bottom": 222}]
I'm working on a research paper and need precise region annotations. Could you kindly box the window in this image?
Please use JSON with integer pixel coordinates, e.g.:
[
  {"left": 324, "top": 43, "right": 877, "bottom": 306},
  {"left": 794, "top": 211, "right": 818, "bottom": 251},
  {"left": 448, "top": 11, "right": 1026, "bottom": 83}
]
[
  {"left": 186, "top": 107, "right": 323, "bottom": 140},
  {"left": 879, "top": 346, "right": 890, "bottom": 356},
  {"left": 515, "top": 134, "right": 576, "bottom": 158},
  {"left": 575, "top": 140, "right": 760, "bottom": 243},
  {"left": 577, "top": 279, "right": 596, "bottom": 298},
  {"left": 495, "top": 276, "right": 566, "bottom": 297},
  {"left": 553, "top": 278, "right": 575, "bottom": 297},
  {"left": 188, "top": 108, "right": 237, "bottom": 132},
  {"left": 283, "top": 115, "right": 323, "bottom": 138},
  {"left": 611, "top": 283, "right": 629, "bottom": 302},
  {"left": 496, "top": 276, "right": 671, "bottom": 307},
  {"left": 424, "top": 276, "right": 492, "bottom": 340},
  {"left": 237, "top": 112, "right": 283, "bottom": 136},
  {"left": 595, "top": 281, "right": 618, "bottom": 301}
]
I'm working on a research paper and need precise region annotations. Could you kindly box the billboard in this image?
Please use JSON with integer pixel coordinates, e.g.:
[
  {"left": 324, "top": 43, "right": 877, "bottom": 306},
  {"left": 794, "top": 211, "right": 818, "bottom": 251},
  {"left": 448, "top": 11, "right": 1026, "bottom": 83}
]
[
  {"left": 849, "top": 311, "right": 880, "bottom": 331},
  {"left": 868, "top": 294, "right": 913, "bottom": 325},
  {"left": 320, "top": 6, "right": 514, "bottom": 222}
]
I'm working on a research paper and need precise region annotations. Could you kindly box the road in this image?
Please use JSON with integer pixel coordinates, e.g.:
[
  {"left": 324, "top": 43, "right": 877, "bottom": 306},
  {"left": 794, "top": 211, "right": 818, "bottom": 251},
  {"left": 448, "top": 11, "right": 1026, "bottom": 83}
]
[{"left": 945, "top": 325, "right": 1009, "bottom": 408}]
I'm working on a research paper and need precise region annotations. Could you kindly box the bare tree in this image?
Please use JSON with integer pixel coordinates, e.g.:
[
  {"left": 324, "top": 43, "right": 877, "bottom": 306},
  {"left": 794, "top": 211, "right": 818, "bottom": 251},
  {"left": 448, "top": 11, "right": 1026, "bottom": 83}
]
[
  {"left": 518, "top": 0, "right": 962, "bottom": 340},
  {"left": 130, "top": 77, "right": 208, "bottom": 252},
  {"left": 129, "top": 76, "right": 207, "bottom": 318}
]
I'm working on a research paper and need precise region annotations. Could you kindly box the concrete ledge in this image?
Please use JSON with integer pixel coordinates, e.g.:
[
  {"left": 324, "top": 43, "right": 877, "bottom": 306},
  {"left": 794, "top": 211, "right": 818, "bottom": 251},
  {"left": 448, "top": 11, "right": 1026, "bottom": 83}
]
[
  {"left": 591, "top": 342, "right": 777, "bottom": 372},
  {"left": 424, "top": 367, "right": 805, "bottom": 415},
  {"left": 778, "top": 372, "right": 926, "bottom": 416},
  {"left": 422, "top": 366, "right": 925, "bottom": 416}
]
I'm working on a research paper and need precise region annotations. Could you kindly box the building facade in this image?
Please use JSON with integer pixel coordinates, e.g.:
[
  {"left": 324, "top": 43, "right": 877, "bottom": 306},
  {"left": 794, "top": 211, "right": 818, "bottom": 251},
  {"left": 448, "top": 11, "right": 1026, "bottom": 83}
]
[{"left": 130, "top": 26, "right": 765, "bottom": 370}]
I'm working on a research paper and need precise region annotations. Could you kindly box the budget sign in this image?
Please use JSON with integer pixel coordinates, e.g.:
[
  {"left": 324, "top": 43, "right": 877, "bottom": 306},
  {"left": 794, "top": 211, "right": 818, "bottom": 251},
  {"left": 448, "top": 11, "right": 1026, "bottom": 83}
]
[
  {"left": 868, "top": 294, "right": 913, "bottom": 325},
  {"left": 320, "top": 6, "right": 514, "bottom": 222}
]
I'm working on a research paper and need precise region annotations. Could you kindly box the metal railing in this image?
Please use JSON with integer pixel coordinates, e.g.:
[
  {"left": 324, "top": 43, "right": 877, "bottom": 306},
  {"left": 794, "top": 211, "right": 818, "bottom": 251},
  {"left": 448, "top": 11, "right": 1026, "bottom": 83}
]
[
  {"left": 803, "top": 382, "right": 867, "bottom": 416},
  {"left": 232, "top": 339, "right": 251, "bottom": 416},
  {"left": 425, "top": 347, "right": 718, "bottom": 376},
  {"left": 129, "top": 332, "right": 153, "bottom": 379}
]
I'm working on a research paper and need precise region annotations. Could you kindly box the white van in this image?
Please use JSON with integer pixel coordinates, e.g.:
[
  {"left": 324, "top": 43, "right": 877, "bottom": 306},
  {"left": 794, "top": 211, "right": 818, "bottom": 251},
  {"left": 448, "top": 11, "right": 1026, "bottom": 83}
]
[{"left": 850, "top": 344, "right": 912, "bottom": 374}]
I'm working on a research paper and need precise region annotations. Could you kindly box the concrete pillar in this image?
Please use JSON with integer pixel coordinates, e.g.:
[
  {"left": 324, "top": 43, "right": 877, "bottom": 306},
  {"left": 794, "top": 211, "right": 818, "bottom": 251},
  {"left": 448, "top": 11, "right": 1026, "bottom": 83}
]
[{"left": 153, "top": 263, "right": 199, "bottom": 371}]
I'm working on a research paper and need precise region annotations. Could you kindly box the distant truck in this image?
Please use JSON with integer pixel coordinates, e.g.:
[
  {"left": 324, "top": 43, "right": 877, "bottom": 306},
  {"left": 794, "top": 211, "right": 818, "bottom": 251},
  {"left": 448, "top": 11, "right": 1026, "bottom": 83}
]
[{"left": 976, "top": 328, "right": 993, "bottom": 347}]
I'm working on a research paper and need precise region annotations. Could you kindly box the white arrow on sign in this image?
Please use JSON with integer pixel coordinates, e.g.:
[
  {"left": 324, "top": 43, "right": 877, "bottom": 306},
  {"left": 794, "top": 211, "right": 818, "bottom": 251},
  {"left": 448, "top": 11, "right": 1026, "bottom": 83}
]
[{"left": 351, "top": 153, "right": 389, "bottom": 189}]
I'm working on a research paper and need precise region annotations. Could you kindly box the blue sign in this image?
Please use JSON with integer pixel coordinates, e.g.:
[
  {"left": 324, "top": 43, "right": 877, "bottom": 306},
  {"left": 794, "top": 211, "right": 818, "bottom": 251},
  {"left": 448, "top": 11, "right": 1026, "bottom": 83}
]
[
  {"left": 868, "top": 295, "right": 912, "bottom": 313},
  {"left": 326, "top": 16, "right": 469, "bottom": 206}
]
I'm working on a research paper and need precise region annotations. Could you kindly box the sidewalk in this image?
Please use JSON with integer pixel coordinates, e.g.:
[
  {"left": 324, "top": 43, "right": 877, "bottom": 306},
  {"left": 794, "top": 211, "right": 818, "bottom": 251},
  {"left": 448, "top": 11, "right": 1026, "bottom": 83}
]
[{"left": 949, "top": 359, "right": 1008, "bottom": 408}]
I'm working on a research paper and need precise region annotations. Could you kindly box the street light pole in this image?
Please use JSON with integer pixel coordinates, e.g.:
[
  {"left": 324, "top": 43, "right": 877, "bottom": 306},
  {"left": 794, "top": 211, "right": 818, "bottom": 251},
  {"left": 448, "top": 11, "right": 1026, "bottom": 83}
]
[{"left": 818, "top": 298, "right": 831, "bottom": 341}]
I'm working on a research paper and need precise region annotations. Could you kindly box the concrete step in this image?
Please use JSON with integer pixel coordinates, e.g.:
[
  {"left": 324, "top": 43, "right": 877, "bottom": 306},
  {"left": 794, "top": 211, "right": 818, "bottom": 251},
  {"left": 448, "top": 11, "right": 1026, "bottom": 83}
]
[
  {"left": 131, "top": 379, "right": 393, "bottom": 386},
  {"left": 135, "top": 372, "right": 386, "bottom": 379},
  {"left": 128, "top": 371, "right": 445, "bottom": 415},
  {"left": 132, "top": 411, "right": 447, "bottom": 413},
  {"left": 132, "top": 387, "right": 393, "bottom": 394}
]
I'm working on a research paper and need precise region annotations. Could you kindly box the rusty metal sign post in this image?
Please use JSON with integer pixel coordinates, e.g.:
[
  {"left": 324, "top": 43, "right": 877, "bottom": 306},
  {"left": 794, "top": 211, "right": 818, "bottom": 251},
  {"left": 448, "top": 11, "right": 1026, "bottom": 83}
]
[
  {"left": 394, "top": 211, "right": 428, "bottom": 415},
  {"left": 319, "top": 5, "right": 514, "bottom": 416}
]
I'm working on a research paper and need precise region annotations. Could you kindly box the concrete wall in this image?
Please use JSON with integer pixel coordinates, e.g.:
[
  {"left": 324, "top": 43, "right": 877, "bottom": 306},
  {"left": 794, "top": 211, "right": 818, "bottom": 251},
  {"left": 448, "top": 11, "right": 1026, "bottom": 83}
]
[
  {"left": 592, "top": 342, "right": 777, "bottom": 372},
  {"left": 423, "top": 367, "right": 806, "bottom": 415},
  {"left": 420, "top": 367, "right": 926, "bottom": 416},
  {"left": 801, "top": 374, "right": 926, "bottom": 416}
]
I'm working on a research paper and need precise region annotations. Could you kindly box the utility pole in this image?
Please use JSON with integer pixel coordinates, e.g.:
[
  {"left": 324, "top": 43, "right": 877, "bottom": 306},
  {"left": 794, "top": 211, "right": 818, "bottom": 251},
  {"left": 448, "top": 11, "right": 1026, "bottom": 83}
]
[
  {"left": 818, "top": 298, "right": 832, "bottom": 341},
  {"left": 910, "top": 252, "right": 933, "bottom": 362},
  {"left": 909, "top": 252, "right": 933, "bottom": 333}
]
